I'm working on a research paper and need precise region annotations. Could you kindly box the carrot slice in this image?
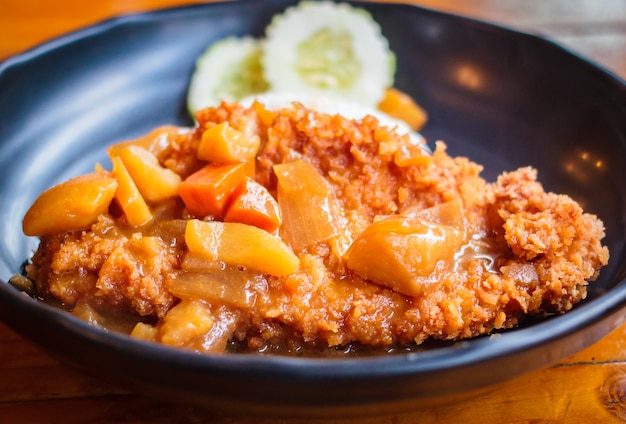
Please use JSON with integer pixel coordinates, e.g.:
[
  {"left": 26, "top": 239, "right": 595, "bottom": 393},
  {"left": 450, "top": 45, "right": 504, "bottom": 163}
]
[
  {"left": 378, "top": 87, "right": 428, "bottom": 131},
  {"left": 178, "top": 162, "right": 249, "bottom": 217},
  {"left": 224, "top": 178, "right": 282, "bottom": 232}
]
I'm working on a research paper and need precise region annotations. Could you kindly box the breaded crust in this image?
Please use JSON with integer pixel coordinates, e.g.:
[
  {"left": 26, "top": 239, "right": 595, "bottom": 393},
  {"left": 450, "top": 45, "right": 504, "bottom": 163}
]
[{"left": 27, "top": 102, "right": 609, "bottom": 353}]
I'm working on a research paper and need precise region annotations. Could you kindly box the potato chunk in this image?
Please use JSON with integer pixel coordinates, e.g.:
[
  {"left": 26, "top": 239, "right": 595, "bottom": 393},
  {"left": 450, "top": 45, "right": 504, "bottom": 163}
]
[
  {"left": 185, "top": 219, "right": 299, "bottom": 276},
  {"left": 107, "top": 125, "right": 182, "bottom": 160},
  {"left": 115, "top": 145, "right": 182, "bottom": 203},
  {"left": 198, "top": 122, "right": 260, "bottom": 163},
  {"left": 159, "top": 299, "right": 214, "bottom": 347},
  {"left": 111, "top": 156, "right": 152, "bottom": 226},
  {"left": 345, "top": 200, "right": 465, "bottom": 296},
  {"left": 23, "top": 172, "right": 117, "bottom": 236}
]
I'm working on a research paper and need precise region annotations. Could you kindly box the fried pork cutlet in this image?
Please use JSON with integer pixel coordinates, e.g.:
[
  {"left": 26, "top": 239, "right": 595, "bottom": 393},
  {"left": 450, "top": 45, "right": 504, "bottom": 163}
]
[{"left": 25, "top": 102, "right": 609, "bottom": 354}]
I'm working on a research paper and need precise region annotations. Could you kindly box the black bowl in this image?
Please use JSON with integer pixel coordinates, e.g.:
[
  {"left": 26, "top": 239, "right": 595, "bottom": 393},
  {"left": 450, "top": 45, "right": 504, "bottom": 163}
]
[{"left": 0, "top": 0, "right": 625, "bottom": 417}]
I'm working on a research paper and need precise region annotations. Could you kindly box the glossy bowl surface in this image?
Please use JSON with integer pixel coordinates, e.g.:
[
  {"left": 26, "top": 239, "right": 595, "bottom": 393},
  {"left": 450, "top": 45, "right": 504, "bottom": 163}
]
[{"left": 0, "top": 0, "right": 625, "bottom": 417}]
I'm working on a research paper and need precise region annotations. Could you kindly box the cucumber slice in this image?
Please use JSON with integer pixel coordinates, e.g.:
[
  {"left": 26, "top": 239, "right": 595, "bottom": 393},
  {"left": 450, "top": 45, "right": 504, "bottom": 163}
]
[
  {"left": 262, "top": 1, "right": 396, "bottom": 108},
  {"left": 187, "top": 37, "right": 269, "bottom": 115}
]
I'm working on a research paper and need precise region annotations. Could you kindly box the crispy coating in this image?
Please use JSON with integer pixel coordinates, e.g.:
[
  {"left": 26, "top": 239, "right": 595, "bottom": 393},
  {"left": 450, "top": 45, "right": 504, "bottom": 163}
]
[
  {"left": 27, "top": 102, "right": 609, "bottom": 354},
  {"left": 29, "top": 215, "right": 179, "bottom": 318}
]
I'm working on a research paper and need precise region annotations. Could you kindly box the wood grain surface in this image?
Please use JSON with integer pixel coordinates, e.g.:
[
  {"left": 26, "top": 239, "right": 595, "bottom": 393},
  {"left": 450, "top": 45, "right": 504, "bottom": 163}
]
[{"left": 1, "top": 1, "right": 625, "bottom": 422}]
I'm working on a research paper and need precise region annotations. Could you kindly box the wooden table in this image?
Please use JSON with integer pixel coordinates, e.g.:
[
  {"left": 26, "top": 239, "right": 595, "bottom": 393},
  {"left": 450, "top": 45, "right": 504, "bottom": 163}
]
[{"left": 1, "top": 1, "right": 625, "bottom": 422}]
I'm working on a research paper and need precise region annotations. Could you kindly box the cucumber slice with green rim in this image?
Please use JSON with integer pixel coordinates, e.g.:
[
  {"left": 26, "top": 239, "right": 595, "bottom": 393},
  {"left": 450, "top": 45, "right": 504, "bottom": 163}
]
[
  {"left": 263, "top": 1, "right": 396, "bottom": 108},
  {"left": 187, "top": 37, "right": 269, "bottom": 115}
]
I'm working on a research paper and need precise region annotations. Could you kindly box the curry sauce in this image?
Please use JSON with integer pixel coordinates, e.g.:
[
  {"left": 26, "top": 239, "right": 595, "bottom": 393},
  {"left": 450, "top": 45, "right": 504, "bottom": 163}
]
[{"left": 22, "top": 101, "right": 609, "bottom": 355}]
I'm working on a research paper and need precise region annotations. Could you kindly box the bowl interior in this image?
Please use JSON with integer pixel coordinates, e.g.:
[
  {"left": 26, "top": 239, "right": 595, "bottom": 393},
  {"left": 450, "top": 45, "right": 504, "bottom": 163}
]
[{"left": 0, "top": 0, "right": 625, "bottom": 416}]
